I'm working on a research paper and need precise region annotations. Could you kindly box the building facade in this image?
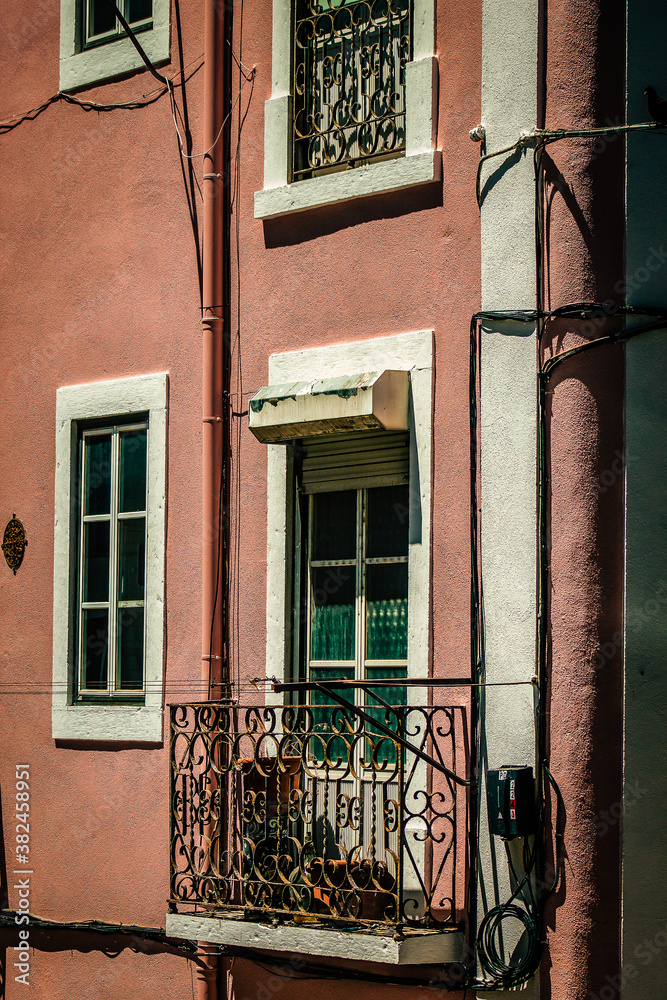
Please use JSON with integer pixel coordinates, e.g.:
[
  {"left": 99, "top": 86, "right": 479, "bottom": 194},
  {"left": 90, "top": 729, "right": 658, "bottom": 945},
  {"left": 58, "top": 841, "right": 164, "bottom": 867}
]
[{"left": 0, "top": 1, "right": 665, "bottom": 999}]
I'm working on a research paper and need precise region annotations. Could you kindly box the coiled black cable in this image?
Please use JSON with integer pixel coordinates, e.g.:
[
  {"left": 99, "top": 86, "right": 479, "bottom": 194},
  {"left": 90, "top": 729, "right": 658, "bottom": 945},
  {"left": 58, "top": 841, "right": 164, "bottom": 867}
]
[
  {"left": 475, "top": 765, "right": 566, "bottom": 988},
  {"left": 477, "top": 901, "right": 541, "bottom": 986},
  {"left": 476, "top": 836, "right": 541, "bottom": 986}
]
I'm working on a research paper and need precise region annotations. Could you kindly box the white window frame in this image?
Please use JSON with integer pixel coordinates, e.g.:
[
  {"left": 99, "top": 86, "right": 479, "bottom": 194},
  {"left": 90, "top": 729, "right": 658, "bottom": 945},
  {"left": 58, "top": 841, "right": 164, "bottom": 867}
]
[
  {"left": 81, "top": 0, "right": 153, "bottom": 50},
  {"left": 263, "top": 330, "right": 433, "bottom": 707},
  {"left": 59, "top": 0, "right": 170, "bottom": 92},
  {"left": 254, "top": 1, "right": 439, "bottom": 219},
  {"left": 77, "top": 421, "right": 148, "bottom": 699},
  {"left": 52, "top": 373, "right": 168, "bottom": 742}
]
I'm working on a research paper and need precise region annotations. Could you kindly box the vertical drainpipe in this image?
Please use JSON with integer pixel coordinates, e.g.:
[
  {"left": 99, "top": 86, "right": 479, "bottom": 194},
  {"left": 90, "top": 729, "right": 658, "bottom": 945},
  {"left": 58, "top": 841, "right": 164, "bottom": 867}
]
[
  {"left": 202, "top": 0, "right": 226, "bottom": 698},
  {"left": 200, "top": 0, "right": 227, "bottom": 997}
]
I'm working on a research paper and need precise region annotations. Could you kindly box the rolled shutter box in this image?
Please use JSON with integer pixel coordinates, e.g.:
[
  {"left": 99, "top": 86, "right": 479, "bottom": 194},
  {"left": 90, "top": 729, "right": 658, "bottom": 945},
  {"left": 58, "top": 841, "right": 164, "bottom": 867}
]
[
  {"left": 248, "top": 370, "right": 409, "bottom": 443},
  {"left": 298, "top": 429, "right": 409, "bottom": 493}
]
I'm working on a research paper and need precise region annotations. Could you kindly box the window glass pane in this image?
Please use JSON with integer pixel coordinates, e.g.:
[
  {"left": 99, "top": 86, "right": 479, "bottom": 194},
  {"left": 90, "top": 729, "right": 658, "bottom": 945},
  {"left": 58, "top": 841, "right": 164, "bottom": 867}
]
[
  {"left": 118, "top": 518, "right": 146, "bottom": 602},
  {"left": 83, "top": 521, "right": 110, "bottom": 602},
  {"left": 365, "top": 665, "right": 407, "bottom": 712},
  {"left": 84, "top": 435, "right": 112, "bottom": 515},
  {"left": 118, "top": 607, "right": 144, "bottom": 689},
  {"left": 363, "top": 665, "right": 407, "bottom": 764},
  {"left": 367, "top": 484, "right": 409, "bottom": 557},
  {"left": 312, "top": 490, "right": 356, "bottom": 560},
  {"left": 119, "top": 428, "right": 147, "bottom": 513},
  {"left": 311, "top": 566, "right": 355, "bottom": 660},
  {"left": 127, "top": 0, "right": 152, "bottom": 22},
  {"left": 82, "top": 608, "right": 109, "bottom": 689},
  {"left": 366, "top": 563, "right": 408, "bottom": 659},
  {"left": 89, "top": 0, "right": 117, "bottom": 37},
  {"left": 309, "top": 665, "right": 355, "bottom": 764}
]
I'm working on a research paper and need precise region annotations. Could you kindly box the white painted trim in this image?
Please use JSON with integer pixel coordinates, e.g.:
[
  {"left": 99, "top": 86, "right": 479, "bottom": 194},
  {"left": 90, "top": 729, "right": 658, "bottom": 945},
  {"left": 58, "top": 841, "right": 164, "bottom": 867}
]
[
  {"left": 59, "top": 0, "right": 170, "bottom": 92},
  {"left": 255, "top": 150, "right": 441, "bottom": 220},
  {"left": 477, "top": 0, "right": 540, "bottom": 985},
  {"left": 52, "top": 373, "right": 168, "bottom": 743},
  {"left": 262, "top": 96, "right": 292, "bottom": 189},
  {"left": 166, "top": 913, "right": 464, "bottom": 965},
  {"left": 256, "top": 0, "right": 438, "bottom": 219},
  {"left": 263, "top": 330, "right": 433, "bottom": 708}
]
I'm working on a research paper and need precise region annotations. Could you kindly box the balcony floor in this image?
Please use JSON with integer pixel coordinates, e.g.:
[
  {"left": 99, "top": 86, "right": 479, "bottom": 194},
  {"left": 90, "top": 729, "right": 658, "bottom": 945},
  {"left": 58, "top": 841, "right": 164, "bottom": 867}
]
[{"left": 166, "top": 911, "right": 465, "bottom": 965}]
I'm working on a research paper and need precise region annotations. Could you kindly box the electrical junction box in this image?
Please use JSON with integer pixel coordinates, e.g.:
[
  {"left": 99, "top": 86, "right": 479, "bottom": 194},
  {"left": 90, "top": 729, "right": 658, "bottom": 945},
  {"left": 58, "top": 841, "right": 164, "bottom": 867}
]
[{"left": 487, "top": 766, "right": 536, "bottom": 840}]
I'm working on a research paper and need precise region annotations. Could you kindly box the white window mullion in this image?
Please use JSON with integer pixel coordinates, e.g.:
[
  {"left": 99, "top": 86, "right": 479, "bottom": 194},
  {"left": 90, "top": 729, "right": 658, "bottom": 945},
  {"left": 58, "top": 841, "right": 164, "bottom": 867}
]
[
  {"left": 355, "top": 489, "right": 365, "bottom": 704},
  {"left": 306, "top": 493, "right": 313, "bottom": 687},
  {"left": 77, "top": 437, "right": 88, "bottom": 694},
  {"left": 108, "top": 428, "right": 120, "bottom": 695}
]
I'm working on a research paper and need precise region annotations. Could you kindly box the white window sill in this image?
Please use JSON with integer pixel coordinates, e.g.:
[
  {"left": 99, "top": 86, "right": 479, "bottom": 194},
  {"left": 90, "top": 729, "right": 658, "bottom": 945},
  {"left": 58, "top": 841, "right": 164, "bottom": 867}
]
[
  {"left": 254, "top": 150, "right": 442, "bottom": 221},
  {"left": 53, "top": 705, "right": 163, "bottom": 743},
  {"left": 166, "top": 912, "right": 464, "bottom": 965},
  {"left": 59, "top": 27, "right": 169, "bottom": 91}
]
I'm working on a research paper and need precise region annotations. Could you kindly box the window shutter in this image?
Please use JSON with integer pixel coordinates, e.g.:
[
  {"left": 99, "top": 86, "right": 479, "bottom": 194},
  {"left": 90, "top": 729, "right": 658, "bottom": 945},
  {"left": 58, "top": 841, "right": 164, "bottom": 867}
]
[{"left": 299, "top": 430, "right": 409, "bottom": 494}]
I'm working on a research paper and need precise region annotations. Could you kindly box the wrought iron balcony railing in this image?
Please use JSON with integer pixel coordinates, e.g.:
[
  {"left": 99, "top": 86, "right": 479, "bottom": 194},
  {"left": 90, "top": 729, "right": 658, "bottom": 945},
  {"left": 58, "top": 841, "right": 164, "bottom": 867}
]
[{"left": 169, "top": 701, "right": 469, "bottom": 929}]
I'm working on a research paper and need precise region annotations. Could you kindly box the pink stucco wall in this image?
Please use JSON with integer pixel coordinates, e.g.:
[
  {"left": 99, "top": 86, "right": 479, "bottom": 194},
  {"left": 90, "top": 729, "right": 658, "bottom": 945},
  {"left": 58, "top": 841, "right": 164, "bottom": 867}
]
[
  {"left": 540, "top": 2, "right": 626, "bottom": 998},
  {"left": 0, "top": 1, "right": 206, "bottom": 996},
  {"left": 0, "top": 0, "right": 480, "bottom": 993},
  {"left": 0, "top": 0, "right": 630, "bottom": 997}
]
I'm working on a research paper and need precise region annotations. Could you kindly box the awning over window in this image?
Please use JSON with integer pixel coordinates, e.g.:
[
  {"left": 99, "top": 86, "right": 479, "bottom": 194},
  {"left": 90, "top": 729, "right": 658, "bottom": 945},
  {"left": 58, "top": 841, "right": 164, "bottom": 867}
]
[{"left": 248, "top": 370, "right": 409, "bottom": 444}]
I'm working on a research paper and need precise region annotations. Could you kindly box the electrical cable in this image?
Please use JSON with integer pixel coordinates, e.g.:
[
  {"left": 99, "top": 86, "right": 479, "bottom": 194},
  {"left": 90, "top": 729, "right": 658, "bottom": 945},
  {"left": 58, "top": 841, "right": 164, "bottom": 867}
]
[
  {"left": 170, "top": 67, "right": 255, "bottom": 160},
  {"left": 101, "top": 0, "right": 169, "bottom": 85},
  {"left": 0, "top": 910, "right": 198, "bottom": 955},
  {"left": 470, "top": 103, "right": 667, "bottom": 989},
  {"left": 476, "top": 119, "right": 665, "bottom": 207},
  {"left": 474, "top": 761, "right": 567, "bottom": 989},
  {"left": 0, "top": 55, "right": 204, "bottom": 135},
  {"left": 227, "top": 1, "right": 254, "bottom": 704}
]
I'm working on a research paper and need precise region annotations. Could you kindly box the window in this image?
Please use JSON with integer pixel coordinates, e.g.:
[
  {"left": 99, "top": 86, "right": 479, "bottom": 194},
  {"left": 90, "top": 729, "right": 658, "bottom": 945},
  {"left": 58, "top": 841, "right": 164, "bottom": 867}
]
[
  {"left": 293, "top": 0, "right": 411, "bottom": 180},
  {"left": 77, "top": 422, "right": 148, "bottom": 699},
  {"left": 260, "top": 330, "right": 433, "bottom": 705},
  {"left": 294, "top": 433, "right": 410, "bottom": 733},
  {"left": 254, "top": 0, "right": 439, "bottom": 217},
  {"left": 82, "top": 0, "right": 153, "bottom": 50},
  {"left": 52, "top": 373, "right": 167, "bottom": 743},
  {"left": 59, "top": 0, "right": 169, "bottom": 92}
]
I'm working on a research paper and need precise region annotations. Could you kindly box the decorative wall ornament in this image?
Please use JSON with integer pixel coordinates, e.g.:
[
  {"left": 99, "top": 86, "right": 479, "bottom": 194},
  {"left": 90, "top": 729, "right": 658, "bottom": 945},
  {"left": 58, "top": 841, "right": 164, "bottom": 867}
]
[{"left": 2, "top": 515, "right": 28, "bottom": 574}]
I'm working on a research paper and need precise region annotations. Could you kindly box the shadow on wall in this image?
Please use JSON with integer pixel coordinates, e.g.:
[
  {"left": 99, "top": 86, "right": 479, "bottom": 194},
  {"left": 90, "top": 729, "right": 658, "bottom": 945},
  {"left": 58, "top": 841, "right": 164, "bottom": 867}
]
[{"left": 262, "top": 180, "right": 444, "bottom": 249}]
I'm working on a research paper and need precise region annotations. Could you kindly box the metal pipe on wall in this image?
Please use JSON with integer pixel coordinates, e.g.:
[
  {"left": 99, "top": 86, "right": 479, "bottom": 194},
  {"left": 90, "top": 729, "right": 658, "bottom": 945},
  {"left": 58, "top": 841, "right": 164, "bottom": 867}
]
[
  {"left": 201, "top": 0, "right": 226, "bottom": 698},
  {"left": 200, "top": 0, "right": 227, "bottom": 995}
]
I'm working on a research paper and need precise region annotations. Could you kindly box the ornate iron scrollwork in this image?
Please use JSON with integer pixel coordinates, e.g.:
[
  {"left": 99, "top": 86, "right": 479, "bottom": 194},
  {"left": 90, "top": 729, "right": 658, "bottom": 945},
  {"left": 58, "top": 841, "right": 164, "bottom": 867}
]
[
  {"left": 2, "top": 515, "right": 27, "bottom": 574},
  {"left": 293, "top": 0, "right": 412, "bottom": 179},
  {"left": 169, "top": 701, "right": 467, "bottom": 929}
]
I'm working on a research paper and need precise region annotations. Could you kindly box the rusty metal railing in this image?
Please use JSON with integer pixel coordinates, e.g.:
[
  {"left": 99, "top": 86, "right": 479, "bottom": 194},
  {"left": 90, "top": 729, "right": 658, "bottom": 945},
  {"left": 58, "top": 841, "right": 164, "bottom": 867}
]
[{"left": 169, "top": 702, "right": 468, "bottom": 928}]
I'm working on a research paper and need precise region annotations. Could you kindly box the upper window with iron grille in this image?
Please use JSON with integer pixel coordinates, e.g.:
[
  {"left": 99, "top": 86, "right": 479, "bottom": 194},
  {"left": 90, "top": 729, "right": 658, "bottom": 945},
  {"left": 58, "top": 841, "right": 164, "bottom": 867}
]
[{"left": 293, "top": 0, "right": 412, "bottom": 180}]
